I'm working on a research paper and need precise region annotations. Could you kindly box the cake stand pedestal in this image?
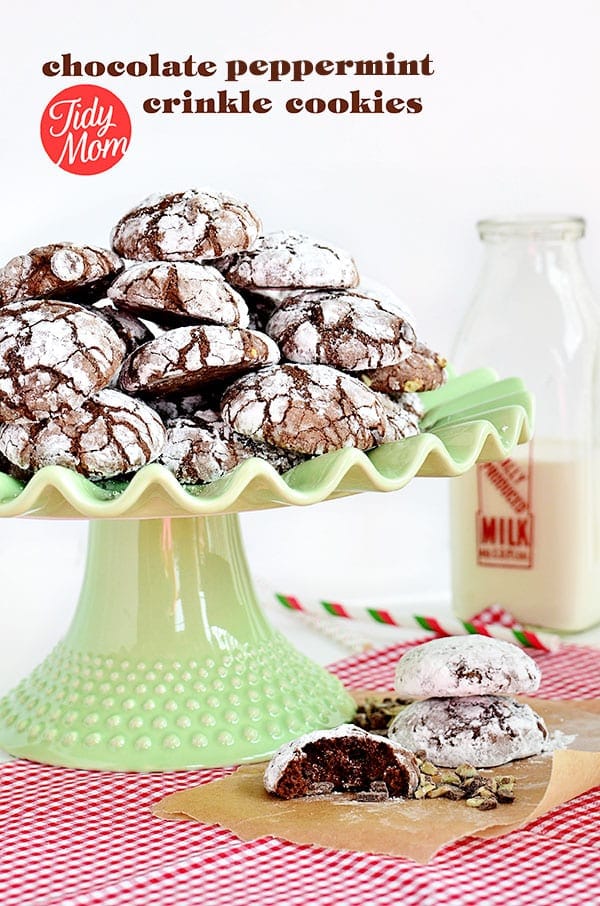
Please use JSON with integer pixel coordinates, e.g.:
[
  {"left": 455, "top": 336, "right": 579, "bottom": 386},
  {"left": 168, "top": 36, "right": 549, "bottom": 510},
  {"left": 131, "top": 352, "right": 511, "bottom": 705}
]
[
  {"left": 0, "top": 369, "right": 532, "bottom": 770},
  {"left": 0, "top": 515, "right": 352, "bottom": 769}
]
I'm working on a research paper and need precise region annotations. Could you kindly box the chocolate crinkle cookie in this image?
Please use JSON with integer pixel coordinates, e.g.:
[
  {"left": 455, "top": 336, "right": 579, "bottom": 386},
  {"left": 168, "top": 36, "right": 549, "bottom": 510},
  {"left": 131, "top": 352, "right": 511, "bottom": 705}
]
[
  {"left": 266, "top": 289, "right": 416, "bottom": 371},
  {"left": 160, "top": 411, "right": 249, "bottom": 483},
  {"left": 221, "top": 363, "right": 391, "bottom": 455},
  {"left": 215, "top": 230, "right": 359, "bottom": 290},
  {"left": 111, "top": 189, "right": 261, "bottom": 261},
  {"left": 0, "top": 389, "right": 166, "bottom": 480},
  {"left": 399, "top": 391, "right": 425, "bottom": 421},
  {"left": 160, "top": 410, "right": 304, "bottom": 484},
  {"left": 388, "top": 696, "right": 548, "bottom": 768},
  {"left": 107, "top": 261, "right": 250, "bottom": 327},
  {"left": 0, "top": 243, "right": 122, "bottom": 305},
  {"left": 91, "top": 300, "right": 155, "bottom": 355},
  {"left": 118, "top": 326, "right": 280, "bottom": 397},
  {"left": 393, "top": 635, "right": 541, "bottom": 699},
  {"left": 0, "top": 299, "right": 125, "bottom": 424},
  {"left": 362, "top": 341, "right": 447, "bottom": 394},
  {"left": 264, "top": 724, "right": 420, "bottom": 800}
]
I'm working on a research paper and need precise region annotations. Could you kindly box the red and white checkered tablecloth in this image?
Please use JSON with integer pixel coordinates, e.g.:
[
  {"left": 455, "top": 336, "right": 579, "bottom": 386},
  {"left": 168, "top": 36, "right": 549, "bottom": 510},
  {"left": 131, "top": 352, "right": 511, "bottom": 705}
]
[{"left": 1, "top": 641, "right": 600, "bottom": 906}]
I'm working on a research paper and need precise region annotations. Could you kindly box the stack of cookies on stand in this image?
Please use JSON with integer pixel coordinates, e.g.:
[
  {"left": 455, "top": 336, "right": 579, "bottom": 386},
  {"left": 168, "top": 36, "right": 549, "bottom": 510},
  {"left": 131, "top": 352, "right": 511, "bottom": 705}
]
[{"left": 0, "top": 189, "right": 446, "bottom": 484}]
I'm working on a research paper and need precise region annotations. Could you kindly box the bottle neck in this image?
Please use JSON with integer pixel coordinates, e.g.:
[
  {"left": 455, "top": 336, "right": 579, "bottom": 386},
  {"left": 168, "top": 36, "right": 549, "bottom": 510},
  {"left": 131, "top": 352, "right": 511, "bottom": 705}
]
[
  {"left": 479, "top": 235, "right": 586, "bottom": 277},
  {"left": 473, "top": 235, "right": 594, "bottom": 320},
  {"left": 453, "top": 229, "right": 596, "bottom": 380},
  {"left": 476, "top": 216, "right": 589, "bottom": 292}
]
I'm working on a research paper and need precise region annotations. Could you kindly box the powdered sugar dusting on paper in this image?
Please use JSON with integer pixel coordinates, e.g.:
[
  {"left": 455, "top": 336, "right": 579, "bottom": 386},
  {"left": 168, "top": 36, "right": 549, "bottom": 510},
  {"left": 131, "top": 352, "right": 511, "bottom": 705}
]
[{"left": 544, "top": 729, "right": 577, "bottom": 752}]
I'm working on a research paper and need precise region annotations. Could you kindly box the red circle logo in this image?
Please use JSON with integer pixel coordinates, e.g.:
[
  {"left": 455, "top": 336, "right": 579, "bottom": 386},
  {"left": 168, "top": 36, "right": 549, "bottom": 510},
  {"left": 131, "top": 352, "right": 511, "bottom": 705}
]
[{"left": 40, "top": 84, "right": 131, "bottom": 176}]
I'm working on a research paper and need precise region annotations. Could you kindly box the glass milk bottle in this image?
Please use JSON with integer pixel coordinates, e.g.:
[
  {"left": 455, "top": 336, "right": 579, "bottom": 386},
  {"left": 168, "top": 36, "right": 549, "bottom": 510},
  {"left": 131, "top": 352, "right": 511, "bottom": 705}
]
[{"left": 450, "top": 216, "right": 600, "bottom": 632}]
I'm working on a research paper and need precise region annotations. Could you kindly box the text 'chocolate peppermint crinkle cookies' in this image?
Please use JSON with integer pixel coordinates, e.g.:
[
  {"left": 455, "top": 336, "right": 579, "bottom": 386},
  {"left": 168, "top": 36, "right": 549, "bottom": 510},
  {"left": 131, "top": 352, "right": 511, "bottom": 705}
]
[{"left": 0, "top": 187, "right": 447, "bottom": 484}]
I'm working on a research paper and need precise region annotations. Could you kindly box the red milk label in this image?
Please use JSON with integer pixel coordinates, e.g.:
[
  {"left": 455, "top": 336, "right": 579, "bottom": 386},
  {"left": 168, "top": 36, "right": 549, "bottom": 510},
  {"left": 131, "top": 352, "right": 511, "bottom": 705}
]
[{"left": 475, "top": 448, "right": 534, "bottom": 569}]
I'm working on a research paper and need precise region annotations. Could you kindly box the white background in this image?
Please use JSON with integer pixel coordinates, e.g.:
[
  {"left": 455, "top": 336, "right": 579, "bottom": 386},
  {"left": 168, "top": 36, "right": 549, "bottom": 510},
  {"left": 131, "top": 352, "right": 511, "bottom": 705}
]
[{"left": 0, "top": 0, "right": 599, "bottom": 693}]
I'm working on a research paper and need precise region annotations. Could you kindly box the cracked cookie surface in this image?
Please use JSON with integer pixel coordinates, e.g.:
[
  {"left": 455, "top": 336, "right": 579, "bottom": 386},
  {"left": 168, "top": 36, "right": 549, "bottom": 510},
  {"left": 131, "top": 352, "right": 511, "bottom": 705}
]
[
  {"left": 107, "top": 261, "right": 249, "bottom": 327},
  {"left": 111, "top": 189, "right": 261, "bottom": 261},
  {"left": 266, "top": 289, "right": 416, "bottom": 371},
  {"left": 377, "top": 392, "right": 422, "bottom": 443},
  {"left": 216, "top": 231, "right": 359, "bottom": 290},
  {"left": 118, "top": 325, "right": 280, "bottom": 397},
  {"left": 388, "top": 696, "right": 548, "bottom": 768},
  {"left": 221, "top": 363, "right": 390, "bottom": 455},
  {"left": 0, "top": 243, "right": 122, "bottom": 305},
  {"left": 0, "top": 299, "right": 126, "bottom": 423},
  {"left": 0, "top": 388, "right": 166, "bottom": 480},
  {"left": 393, "top": 635, "right": 541, "bottom": 699},
  {"left": 160, "top": 410, "right": 303, "bottom": 483}
]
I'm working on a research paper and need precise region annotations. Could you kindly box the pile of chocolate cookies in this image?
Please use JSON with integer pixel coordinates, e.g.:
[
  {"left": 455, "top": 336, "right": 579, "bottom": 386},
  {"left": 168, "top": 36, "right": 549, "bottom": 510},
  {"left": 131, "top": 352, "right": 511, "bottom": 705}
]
[{"left": 0, "top": 189, "right": 446, "bottom": 483}]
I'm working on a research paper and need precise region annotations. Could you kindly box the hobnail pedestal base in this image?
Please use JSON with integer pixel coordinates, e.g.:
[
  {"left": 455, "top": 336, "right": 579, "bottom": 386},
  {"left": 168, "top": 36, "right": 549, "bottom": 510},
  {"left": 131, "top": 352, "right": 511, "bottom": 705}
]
[{"left": 0, "top": 515, "right": 355, "bottom": 770}]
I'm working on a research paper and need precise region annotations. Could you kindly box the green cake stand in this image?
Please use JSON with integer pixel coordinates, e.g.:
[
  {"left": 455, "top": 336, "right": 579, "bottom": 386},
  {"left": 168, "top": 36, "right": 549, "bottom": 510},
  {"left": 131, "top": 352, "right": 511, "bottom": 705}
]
[{"left": 0, "top": 369, "right": 532, "bottom": 771}]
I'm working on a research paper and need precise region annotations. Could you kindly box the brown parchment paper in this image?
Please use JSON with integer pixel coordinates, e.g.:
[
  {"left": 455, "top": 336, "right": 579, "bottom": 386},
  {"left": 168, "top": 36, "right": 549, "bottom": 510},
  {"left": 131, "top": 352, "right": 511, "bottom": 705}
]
[{"left": 153, "top": 696, "right": 600, "bottom": 864}]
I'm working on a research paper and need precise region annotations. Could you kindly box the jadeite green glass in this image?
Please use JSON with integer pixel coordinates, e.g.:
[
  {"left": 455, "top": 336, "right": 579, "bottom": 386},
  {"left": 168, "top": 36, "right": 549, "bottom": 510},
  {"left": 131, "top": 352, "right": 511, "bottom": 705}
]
[
  {"left": 0, "top": 369, "right": 533, "bottom": 771},
  {"left": 0, "top": 515, "right": 355, "bottom": 770}
]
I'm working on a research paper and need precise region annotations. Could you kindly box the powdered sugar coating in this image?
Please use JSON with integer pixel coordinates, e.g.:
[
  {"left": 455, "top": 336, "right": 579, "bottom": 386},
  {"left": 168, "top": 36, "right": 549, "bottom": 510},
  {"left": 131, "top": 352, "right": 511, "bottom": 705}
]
[
  {"left": 0, "top": 388, "right": 166, "bottom": 480},
  {"left": 118, "top": 326, "right": 280, "bottom": 397},
  {"left": 221, "top": 363, "right": 389, "bottom": 455},
  {"left": 107, "top": 261, "right": 249, "bottom": 327},
  {"left": 160, "top": 413, "right": 251, "bottom": 483},
  {"left": 377, "top": 393, "right": 421, "bottom": 443},
  {"left": 0, "top": 299, "right": 126, "bottom": 423},
  {"left": 394, "top": 635, "right": 541, "bottom": 699},
  {"left": 388, "top": 695, "right": 548, "bottom": 768},
  {"left": 266, "top": 290, "right": 416, "bottom": 371},
  {"left": 362, "top": 342, "right": 447, "bottom": 394},
  {"left": 160, "top": 411, "right": 303, "bottom": 483},
  {"left": 264, "top": 724, "right": 419, "bottom": 795},
  {"left": 399, "top": 391, "right": 425, "bottom": 421},
  {"left": 0, "top": 450, "right": 31, "bottom": 482},
  {"left": 216, "top": 231, "right": 359, "bottom": 290},
  {"left": 0, "top": 243, "right": 122, "bottom": 305},
  {"left": 357, "top": 279, "right": 416, "bottom": 324},
  {"left": 111, "top": 189, "right": 261, "bottom": 261}
]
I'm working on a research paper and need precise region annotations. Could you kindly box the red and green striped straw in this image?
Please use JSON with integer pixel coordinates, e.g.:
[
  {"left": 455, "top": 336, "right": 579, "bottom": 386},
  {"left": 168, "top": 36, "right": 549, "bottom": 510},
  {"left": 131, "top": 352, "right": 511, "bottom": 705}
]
[{"left": 274, "top": 593, "right": 560, "bottom": 652}]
